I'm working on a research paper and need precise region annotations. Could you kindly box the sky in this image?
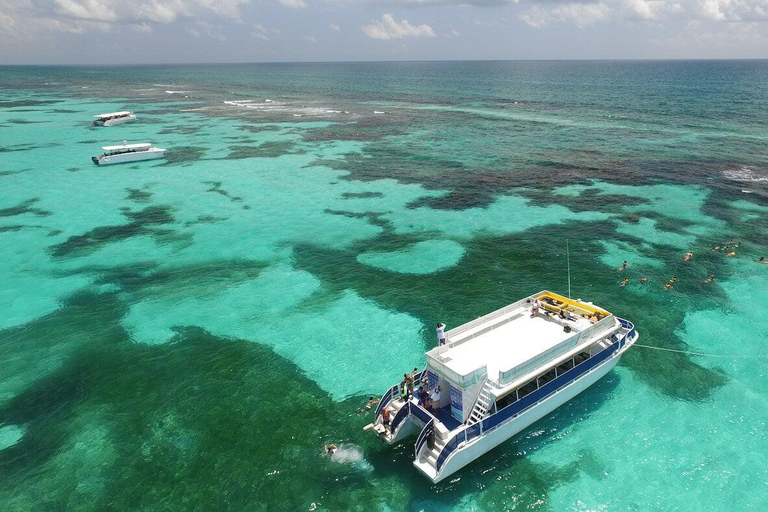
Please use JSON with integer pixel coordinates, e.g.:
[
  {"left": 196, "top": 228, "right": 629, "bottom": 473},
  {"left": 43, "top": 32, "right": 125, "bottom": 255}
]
[{"left": 0, "top": 0, "right": 767, "bottom": 64}]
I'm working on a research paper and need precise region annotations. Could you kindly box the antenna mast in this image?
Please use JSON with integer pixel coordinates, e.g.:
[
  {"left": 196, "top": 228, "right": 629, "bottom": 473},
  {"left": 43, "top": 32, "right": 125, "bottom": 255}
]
[{"left": 567, "top": 239, "right": 571, "bottom": 299}]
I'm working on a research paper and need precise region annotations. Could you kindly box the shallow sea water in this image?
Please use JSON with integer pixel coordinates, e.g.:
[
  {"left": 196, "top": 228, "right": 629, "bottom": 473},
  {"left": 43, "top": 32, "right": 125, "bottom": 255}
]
[{"left": 0, "top": 61, "right": 767, "bottom": 510}]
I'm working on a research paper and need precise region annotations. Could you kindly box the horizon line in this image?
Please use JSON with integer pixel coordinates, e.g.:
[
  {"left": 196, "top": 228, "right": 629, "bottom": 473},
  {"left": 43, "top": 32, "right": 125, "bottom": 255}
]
[{"left": 2, "top": 57, "right": 767, "bottom": 67}]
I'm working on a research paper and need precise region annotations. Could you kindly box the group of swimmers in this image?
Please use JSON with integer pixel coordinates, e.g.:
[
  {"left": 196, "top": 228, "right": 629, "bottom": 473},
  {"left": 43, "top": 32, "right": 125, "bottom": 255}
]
[{"left": 617, "top": 238, "right": 765, "bottom": 290}]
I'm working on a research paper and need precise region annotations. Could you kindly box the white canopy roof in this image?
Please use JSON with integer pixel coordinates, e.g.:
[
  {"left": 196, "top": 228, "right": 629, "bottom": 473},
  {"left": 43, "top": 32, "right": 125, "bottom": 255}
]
[
  {"left": 102, "top": 142, "right": 152, "bottom": 151},
  {"left": 94, "top": 111, "right": 132, "bottom": 118}
]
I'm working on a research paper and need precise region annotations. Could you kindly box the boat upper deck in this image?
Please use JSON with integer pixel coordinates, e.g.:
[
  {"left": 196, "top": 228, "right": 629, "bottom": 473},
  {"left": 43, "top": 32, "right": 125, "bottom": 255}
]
[{"left": 426, "top": 291, "right": 617, "bottom": 389}]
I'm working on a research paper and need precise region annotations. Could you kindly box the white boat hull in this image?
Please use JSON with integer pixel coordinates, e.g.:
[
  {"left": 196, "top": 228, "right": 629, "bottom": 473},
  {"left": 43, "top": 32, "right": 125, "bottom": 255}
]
[
  {"left": 94, "top": 115, "right": 136, "bottom": 127},
  {"left": 93, "top": 148, "right": 165, "bottom": 166},
  {"left": 421, "top": 334, "right": 636, "bottom": 483}
]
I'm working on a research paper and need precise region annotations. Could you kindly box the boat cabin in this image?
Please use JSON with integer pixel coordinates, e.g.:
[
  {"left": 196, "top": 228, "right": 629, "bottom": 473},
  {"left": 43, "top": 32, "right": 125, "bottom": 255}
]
[{"left": 423, "top": 291, "right": 617, "bottom": 425}]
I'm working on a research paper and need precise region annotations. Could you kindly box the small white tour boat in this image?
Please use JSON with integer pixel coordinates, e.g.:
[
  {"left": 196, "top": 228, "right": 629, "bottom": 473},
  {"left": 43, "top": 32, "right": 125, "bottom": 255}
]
[
  {"left": 91, "top": 142, "right": 166, "bottom": 166},
  {"left": 93, "top": 111, "right": 136, "bottom": 126},
  {"left": 370, "top": 290, "right": 638, "bottom": 483}
]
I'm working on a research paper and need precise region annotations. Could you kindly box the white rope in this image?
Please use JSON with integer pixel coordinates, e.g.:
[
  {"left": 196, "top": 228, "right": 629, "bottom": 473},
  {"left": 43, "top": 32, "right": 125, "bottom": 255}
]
[{"left": 634, "top": 343, "right": 768, "bottom": 359}]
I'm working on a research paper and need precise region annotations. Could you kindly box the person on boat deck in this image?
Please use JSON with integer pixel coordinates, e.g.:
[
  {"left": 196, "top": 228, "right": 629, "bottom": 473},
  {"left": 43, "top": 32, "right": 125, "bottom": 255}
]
[
  {"left": 589, "top": 313, "right": 600, "bottom": 324},
  {"left": 530, "top": 298, "right": 540, "bottom": 317},
  {"left": 430, "top": 386, "right": 441, "bottom": 412},
  {"left": 405, "top": 373, "right": 414, "bottom": 396},
  {"left": 436, "top": 323, "right": 446, "bottom": 345},
  {"left": 559, "top": 308, "right": 571, "bottom": 321},
  {"left": 381, "top": 409, "right": 391, "bottom": 431},
  {"left": 417, "top": 386, "right": 428, "bottom": 406}
]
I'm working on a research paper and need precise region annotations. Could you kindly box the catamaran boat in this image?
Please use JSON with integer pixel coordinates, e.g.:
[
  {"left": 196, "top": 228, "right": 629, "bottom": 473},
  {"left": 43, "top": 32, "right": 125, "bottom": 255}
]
[
  {"left": 91, "top": 142, "right": 166, "bottom": 166},
  {"left": 93, "top": 111, "right": 136, "bottom": 126},
  {"left": 370, "top": 291, "right": 638, "bottom": 483}
]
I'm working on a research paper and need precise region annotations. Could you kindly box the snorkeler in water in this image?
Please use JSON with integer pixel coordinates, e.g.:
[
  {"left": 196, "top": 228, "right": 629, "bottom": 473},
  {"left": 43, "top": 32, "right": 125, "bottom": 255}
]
[
  {"left": 640, "top": 276, "right": 648, "bottom": 284},
  {"left": 620, "top": 277, "right": 629, "bottom": 287},
  {"left": 324, "top": 444, "right": 338, "bottom": 455},
  {"left": 664, "top": 283, "right": 673, "bottom": 290},
  {"left": 706, "top": 275, "right": 715, "bottom": 282}
]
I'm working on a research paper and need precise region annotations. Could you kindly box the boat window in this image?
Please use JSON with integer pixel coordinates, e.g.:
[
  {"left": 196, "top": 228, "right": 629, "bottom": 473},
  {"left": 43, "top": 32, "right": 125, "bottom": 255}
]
[
  {"left": 556, "top": 359, "right": 574, "bottom": 376},
  {"left": 517, "top": 379, "right": 538, "bottom": 399},
  {"left": 574, "top": 351, "right": 591, "bottom": 365},
  {"left": 538, "top": 368, "right": 556, "bottom": 386},
  {"left": 495, "top": 390, "right": 518, "bottom": 410}
]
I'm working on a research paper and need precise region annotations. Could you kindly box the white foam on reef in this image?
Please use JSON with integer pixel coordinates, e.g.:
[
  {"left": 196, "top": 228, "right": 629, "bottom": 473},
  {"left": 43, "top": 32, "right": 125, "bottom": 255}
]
[
  {"left": 373, "top": 111, "right": 385, "bottom": 114},
  {"left": 0, "top": 424, "right": 26, "bottom": 451},
  {"left": 224, "top": 99, "right": 347, "bottom": 118},
  {"left": 165, "top": 90, "right": 190, "bottom": 94},
  {"left": 723, "top": 166, "right": 768, "bottom": 183}
]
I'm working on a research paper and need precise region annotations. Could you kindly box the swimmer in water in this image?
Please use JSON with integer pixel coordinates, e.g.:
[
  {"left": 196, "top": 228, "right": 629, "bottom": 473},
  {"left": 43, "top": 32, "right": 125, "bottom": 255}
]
[
  {"left": 670, "top": 276, "right": 679, "bottom": 283},
  {"left": 620, "top": 277, "right": 629, "bottom": 287},
  {"left": 706, "top": 275, "right": 715, "bottom": 282},
  {"left": 684, "top": 252, "right": 693, "bottom": 261},
  {"left": 618, "top": 260, "right": 628, "bottom": 271},
  {"left": 726, "top": 252, "right": 736, "bottom": 257},
  {"left": 640, "top": 276, "right": 648, "bottom": 284},
  {"left": 760, "top": 257, "right": 768, "bottom": 264},
  {"left": 664, "top": 283, "right": 673, "bottom": 290},
  {"left": 324, "top": 444, "right": 338, "bottom": 455}
]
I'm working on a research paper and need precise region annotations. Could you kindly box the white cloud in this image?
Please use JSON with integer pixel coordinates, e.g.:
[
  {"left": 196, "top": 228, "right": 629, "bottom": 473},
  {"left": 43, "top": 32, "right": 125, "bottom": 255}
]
[
  {"left": 278, "top": 0, "right": 309, "bottom": 8},
  {"left": 698, "top": 0, "right": 768, "bottom": 20},
  {"left": 521, "top": 2, "right": 611, "bottom": 28},
  {"left": 329, "top": 23, "right": 341, "bottom": 31},
  {"left": 252, "top": 23, "right": 269, "bottom": 40},
  {"left": 361, "top": 13, "right": 436, "bottom": 39},
  {"left": 55, "top": 0, "right": 117, "bottom": 22},
  {"left": 658, "top": 19, "right": 767, "bottom": 44}
]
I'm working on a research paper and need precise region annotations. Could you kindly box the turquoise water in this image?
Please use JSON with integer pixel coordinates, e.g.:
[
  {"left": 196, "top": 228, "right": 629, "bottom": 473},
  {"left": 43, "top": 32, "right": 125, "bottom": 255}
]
[{"left": 1, "top": 61, "right": 767, "bottom": 510}]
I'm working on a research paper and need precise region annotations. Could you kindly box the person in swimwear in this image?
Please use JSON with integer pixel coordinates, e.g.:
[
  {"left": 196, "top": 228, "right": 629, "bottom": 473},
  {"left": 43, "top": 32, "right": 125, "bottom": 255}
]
[
  {"left": 684, "top": 252, "right": 693, "bottom": 261},
  {"left": 706, "top": 275, "right": 715, "bottom": 282},
  {"left": 639, "top": 276, "right": 648, "bottom": 284},
  {"left": 325, "top": 444, "right": 338, "bottom": 455},
  {"left": 664, "top": 283, "right": 673, "bottom": 290},
  {"left": 620, "top": 277, "right": 629, "bottom": 287},
  {"left": 760, "top": 257, "right": 768, "bottom": 264}
]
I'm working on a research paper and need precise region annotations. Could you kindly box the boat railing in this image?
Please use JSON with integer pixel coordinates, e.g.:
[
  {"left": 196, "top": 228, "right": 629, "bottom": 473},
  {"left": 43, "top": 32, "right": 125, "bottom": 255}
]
[
  {"left": 497, "top": 315, "right": 616, "bottom": 386},
  {"left": 442, "top": 296, "right": 531, "bottom": 345},
  {"left": 435, "top": 422, "right": 482, "bottom": 473},
  {"left": 483, "top": 335, "right": 625, "bottom": 435},
  {"left": 390, "top": 401, "right": 412, "bottom": 434},
  {"left": 415, "top": 419, "right": 434, "bottom": 459},
  {"left": 375, "top": 370, "right": 425, "bottom": 419}
]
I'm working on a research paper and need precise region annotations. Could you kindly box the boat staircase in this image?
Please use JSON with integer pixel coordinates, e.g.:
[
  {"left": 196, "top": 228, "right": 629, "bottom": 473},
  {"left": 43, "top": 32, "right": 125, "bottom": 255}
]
[
  {"left": 468, "top": 380, "right": 494, "bottom": 425},
  {"left": 413, "top": 418, "right": 443, "bottom": 474}
]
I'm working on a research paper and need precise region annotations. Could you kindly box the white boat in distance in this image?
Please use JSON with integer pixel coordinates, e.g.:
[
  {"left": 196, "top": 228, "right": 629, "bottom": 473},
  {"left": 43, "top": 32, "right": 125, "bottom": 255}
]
[
  {"left": 91, "top": 142, "right": 166, "bottom": 166},
  {"left": 93, "top": 111, "right": 136, "bottom": 126},
  {"left": 371, "top": 291, "right": 638, "bottom": 483}
]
